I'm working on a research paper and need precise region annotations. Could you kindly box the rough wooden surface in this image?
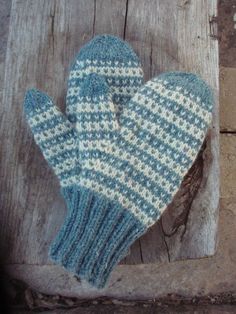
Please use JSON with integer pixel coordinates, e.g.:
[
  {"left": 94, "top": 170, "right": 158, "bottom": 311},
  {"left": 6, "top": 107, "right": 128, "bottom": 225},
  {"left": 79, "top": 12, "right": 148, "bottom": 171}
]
[
  {"left": 0, "top": 0, "right": 219, "bottom": 269},
  {"left": 5, "top": 277, "right": 236, "bottom": 313},
  {"left": 0, "top": 0, "right": 11, "bottom": 101},
  {"left": 220, "top": 67, "right": 236, "bottom": 132},
  {"left": 6, "top": 195, "right": 236, "bottom": 298},
  {"left": 218, "top": 0, "right": 236, "bottom": 68},
  {"left": 12, "top": 306, "right": 236, "bottom": 314}
]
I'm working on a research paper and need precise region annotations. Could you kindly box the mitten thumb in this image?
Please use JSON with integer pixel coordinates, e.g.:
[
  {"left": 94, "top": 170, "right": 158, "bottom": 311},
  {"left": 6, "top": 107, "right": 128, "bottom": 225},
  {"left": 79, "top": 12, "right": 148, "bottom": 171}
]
[{"left": 24, "top": 89, "right": 77, "bottom": 182}]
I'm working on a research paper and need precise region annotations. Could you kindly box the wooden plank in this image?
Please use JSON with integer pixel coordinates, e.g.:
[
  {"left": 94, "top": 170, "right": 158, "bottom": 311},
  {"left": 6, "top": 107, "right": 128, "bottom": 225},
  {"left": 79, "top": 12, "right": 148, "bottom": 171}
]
[
  {"left": 220, "top": 67, "right": 236, "bottom": 132},
  {"left": 93, "top": 0, "right": 127, "bottom": 37},
  {"left": 0, "top": 0, "right": 12, "bottom": 95},
  {"left": 0, "top": 0, "right": 219, "bottom": 269},
  {"left": 218, "top": 0, "right": 236, "bottom": 68},
  {"left": 220, "top": 134, "right": 236, "bottom": 199},
  {"left": 0, "top": 0, "right": 96, "bottom": 265}
]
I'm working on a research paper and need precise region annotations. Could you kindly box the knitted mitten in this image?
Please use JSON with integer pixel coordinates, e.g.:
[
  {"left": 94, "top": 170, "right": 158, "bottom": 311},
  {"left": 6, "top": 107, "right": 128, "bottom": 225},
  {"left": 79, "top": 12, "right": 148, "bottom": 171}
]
[
  {"left": 24, "top": 35, "right": 143, "bottom": 260},
  {"left": 52, "top": 71, "right": 214, "bottom": 288}
]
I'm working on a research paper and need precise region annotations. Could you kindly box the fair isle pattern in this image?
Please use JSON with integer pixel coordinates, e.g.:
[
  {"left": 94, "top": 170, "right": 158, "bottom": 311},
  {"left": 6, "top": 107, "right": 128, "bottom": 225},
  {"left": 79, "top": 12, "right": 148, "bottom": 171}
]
[
  {"left": 24, "top": 89, "right": 78, "bottom": 181},
  {"left": 24, "top": 74, "right": 120, "bottom": 185},
  {"left": 67, "top": 60, "right": 143, "bottom": 122},
  {"left": 24, "top": 34, "right": 144, "bottom": 187},
  {"left": 78, "top": 73, "right": 213, "bottom": 228},
  {"left": 76, "top": 74, "right": 119, "bottom": 163},
  {"left": 66, "top": 35, "right": 144, "bottom": 123},
  {"left": 24, "top": 32, "right": 147, "bottom": 291},
  {"left": 49, "top": 72, "right": 214, "bottom": 289}
]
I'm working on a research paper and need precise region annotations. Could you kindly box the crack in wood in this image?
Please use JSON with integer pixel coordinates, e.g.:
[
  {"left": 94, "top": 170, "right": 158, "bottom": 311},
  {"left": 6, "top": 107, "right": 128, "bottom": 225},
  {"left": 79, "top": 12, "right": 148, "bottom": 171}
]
[
  {"left": 149, "top": 40, "right": 153, "bottom": 77},
  {"left": 160, "top": 217, "right": 171, "bottom": 262},
  {"left": 138, "top": 239, "right": 144, "bottom": 263},
  {"left": 177, "top": 0, "right": 191, "bottom": 9},
  {"left": 123, "top": 0, "right": 129, "bottom": 40},
  {"left": 209, "top": 15, "right": 219, "bottom": 40},
  {"left": 161, "top": 141, "right": 205, "bottom": 243},
  {"left": 92, "top": 0, "right": 96, "bottom": 37},
  {"left": 220, "top": 130, "right": 236, "bottom": 134},
  {"left": 49, "top": 1, "right": 56, "bottom": 55}
]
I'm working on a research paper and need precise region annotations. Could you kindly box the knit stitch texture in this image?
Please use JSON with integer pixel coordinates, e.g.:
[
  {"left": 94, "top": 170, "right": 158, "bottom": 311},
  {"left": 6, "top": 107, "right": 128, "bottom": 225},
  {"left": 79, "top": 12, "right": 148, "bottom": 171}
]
[
  {"left": 67, "top": 34, "right": 144, "bottom": 123},
  {"left": 24, "top": 35, "right": 144, "bottom": 287},
  {"left": 49, "top": 71, "right": 214, "bottom": 288},
  {"left": 24, "top": 34, "right": 143, "bottom": 189}
]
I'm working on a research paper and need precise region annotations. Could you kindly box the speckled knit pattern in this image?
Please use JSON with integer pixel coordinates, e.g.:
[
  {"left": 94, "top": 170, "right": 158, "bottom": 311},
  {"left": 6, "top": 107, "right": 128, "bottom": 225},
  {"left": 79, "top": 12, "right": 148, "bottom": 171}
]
[
  {"left": 23, "top": 30, "right": 214, "bottom": 290},
  {"left": 24, "top": 35, "right": 143, "bottom": 187},
  {"left": 24, "top": 35, "right": 144, "bottom": 289},
  {"left": 66, "top": 34, "right": 144, "bottom": 123},
  {"left": 49, "top": 71, "right": 214, "bottom": 288}
]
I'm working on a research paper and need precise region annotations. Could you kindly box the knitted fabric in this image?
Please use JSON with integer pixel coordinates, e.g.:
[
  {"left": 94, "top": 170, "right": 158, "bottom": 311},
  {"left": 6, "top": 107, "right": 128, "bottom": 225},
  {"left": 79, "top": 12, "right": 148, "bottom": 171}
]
[
  {"left": 24, "top": 34, "right": 143, "bottom": 187},
  {"left": 66, "top": 34, "right": 144, "bottom": 123},
  {"left": 49, "top": 71, "right": 214, "bottom": 288}
]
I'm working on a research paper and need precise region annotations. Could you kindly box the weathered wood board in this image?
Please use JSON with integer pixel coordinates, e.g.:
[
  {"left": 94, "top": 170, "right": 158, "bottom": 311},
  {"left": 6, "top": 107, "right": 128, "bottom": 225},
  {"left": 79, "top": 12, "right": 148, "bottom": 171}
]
[{"left": 0, "top": 0, "right": 219, "bottom": 274}]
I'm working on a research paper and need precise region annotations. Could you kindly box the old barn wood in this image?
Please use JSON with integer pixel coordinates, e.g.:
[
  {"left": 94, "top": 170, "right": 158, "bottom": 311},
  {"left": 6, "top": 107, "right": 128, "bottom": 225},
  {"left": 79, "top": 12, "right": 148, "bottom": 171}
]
[{"left": 0, "top": 0, "right": 219, "bottom": 292}]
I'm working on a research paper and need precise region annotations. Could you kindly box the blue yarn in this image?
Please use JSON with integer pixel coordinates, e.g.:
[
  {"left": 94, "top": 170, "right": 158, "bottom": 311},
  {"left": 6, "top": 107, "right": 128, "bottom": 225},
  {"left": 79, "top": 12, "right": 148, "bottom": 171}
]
[
  {"left": 74, "top": 34, "right": 140, "bottom": 65},
  {"left": 49, "top": 186, "right": 146, "bottom": 289},
  {"left": 120, "top": 115, "right": 202, "bottom": 148},
  {"left": 24, "top": 88, "right": 52, "bottom": 115},
  {"left": 155, "top": 72, "right": 214, "bottom": 111},
  {"left": 130, "top": 88, "right": 208, "bottom": 128},
  {"left": 79, "top": 73, "right": 109, "bottom": 98},
  {"left": 66, "top": 34, "right": 144, "bottom": 123}
]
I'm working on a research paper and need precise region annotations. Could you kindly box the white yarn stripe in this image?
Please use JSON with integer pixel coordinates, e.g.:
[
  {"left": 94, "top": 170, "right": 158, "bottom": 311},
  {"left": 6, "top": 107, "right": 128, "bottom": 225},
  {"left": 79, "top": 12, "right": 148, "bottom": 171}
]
[
  {"left": 76, "top": 102, "right": 197, "bottom": 160},
  {"left": 67, "top": 85, "right": 138, "bottom": 98},
  {"left": 67, "top": 101, "right": 115, "bottom": 114},
  {"left": 79, "top": 137, "right": 185, "bottom": 178},
  {"left": 28, "top": 107, "right": 64, "bottom": 128},
  {"left": 67, "top": 85, "right": 105, "bottom": 97},
  {"left": 43, "top": 140, "right": 75, "bottom": 159},
  {"left": 78, "top": 178, "right": 156, "bottom": 227},
  {"left": 53, "top": 157, "right": 77, "bottom": 176},
  {"left": 121, "top": 125, "right": 197, "bottom": 164},
  {"left": 111, "top": 86, "right": 139, "bottom": 95},
  {"left": 145, "top": 81, "right": 212, "bottom": 124},
  {"left": 60, "top": 174, "right": 176, "bottom": 227},
  {"left": 76, "top": 59, "right": 140, "bottom": 68},
  {"left": 129, "top": 95, "right": 206, "bottom": 142},
  {"left": 60, "top": 175, "right": 79, "bottom": 186},
  {"left": 121, "top": 132, "right": 191, "bottom": 177},
  {"left": 83, "top": 159, "right": 173, "bottom": 207},
  {"left": 122, "top": 116, "right": 196, "bottom": 159},
  {"left": 67, "top": 86, "right": 80, "bottom": 98},
  {"left": 76, "top": 120, "right": 117, "bottom": 134},
  {"left": 34, "top": 122, "right": 73, "bottom": 144},
  {"left": 69, "top": 66, "right": 143, "bottom": 79},
  {"left": 123, "top": 110, "right": 202, "bottom": 159}
]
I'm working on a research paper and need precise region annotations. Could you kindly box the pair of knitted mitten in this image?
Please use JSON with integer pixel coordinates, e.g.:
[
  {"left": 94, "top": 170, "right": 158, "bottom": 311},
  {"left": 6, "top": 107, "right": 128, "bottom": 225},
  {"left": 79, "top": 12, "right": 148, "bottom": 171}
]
[{"left": 24, "top": 35, "right": 214, "bottom": 289}]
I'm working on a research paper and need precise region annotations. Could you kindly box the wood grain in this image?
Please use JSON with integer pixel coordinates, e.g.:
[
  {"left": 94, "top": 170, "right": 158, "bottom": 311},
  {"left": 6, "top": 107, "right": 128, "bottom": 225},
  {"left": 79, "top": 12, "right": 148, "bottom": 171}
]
[{"left": 0, "top": 0, "right": 219, "bottom": 267}]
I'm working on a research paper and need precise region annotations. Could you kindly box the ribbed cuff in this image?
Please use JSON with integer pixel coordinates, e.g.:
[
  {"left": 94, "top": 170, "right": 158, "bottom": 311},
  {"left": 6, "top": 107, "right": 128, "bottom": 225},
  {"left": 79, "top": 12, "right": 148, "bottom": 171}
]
[{"left": 49, "top": 186, "right": 146, "bottom": 288}]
